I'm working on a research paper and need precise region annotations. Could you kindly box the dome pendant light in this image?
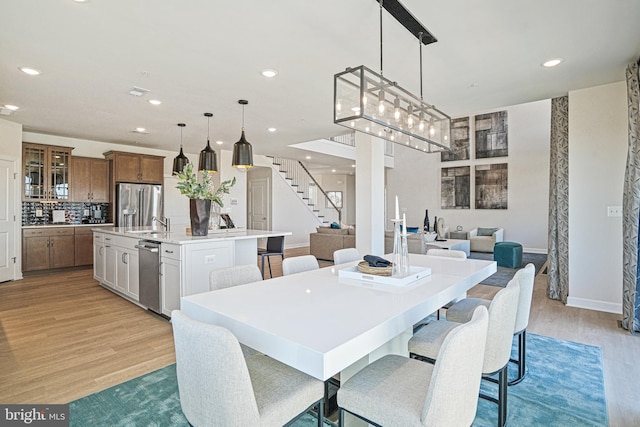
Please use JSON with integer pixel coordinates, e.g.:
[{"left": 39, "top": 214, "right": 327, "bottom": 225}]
[
  {"left": 232, "top": 99, "right": 254, "bottom": 170},
  {"left": 198, "top": 112, "right": 218, "bottom": 173},
  {"left": 172, "top": 123, "right": 189, "bottom": 175}
]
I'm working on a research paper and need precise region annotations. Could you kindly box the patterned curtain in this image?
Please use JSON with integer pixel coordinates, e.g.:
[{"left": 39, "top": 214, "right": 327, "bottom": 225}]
[
  {"left": 547, "top": 96, "right": 569, "bottom": 303},
  {"left": 622, "top": 59, "right": 640, "bottom": 333}
]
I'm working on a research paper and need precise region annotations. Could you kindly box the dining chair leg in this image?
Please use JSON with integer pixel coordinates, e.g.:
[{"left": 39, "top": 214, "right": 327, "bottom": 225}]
[
  {"left": 260, "top": 255, "right": 266, "bottom": 278},
  {"left": 267, "top": 256, "right": 273, "bottom": 278},
  {"left": 479, "top": 365, "right": 508, "bottom": 427},
  {"left": 498, "top": 366, "right": 508, "bottom": 427},
  {"left": 317, "top": 399, "right": 324, "bottom": 427},
  {"left": 509, "top": 330, "right": 526, "bottom": 385},
  {"left": 338, "top": 408, "right": 344, "bottom": 427}
]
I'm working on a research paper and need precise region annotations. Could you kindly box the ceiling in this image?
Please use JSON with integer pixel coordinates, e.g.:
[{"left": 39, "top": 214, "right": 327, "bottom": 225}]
[{"left": 1, "top": 0, "right": 640, "bottom": 174}]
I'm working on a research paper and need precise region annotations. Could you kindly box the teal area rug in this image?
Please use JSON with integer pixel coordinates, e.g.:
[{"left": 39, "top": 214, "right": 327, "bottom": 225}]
[
  {"left": 469, "top": 252, "right": 548, "bottom": 287},
  {"left": 69, "top": 334, "right": 607, "bottom": 426}
]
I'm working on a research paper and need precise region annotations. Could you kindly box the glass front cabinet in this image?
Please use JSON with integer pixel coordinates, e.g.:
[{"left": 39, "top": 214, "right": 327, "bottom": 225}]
[{"left": 23, "top": 143, "right": 73, "bottom": 201}]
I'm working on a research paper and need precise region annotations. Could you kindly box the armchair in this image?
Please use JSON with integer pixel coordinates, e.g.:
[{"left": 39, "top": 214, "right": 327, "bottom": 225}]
[{"left": 469, "top": 227, "right": 504, "bottom": 253}]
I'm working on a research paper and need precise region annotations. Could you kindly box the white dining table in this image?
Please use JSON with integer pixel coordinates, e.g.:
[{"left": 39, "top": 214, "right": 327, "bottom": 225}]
[{"left": 180, "top": 253, "right": 496, "bottom": 383}]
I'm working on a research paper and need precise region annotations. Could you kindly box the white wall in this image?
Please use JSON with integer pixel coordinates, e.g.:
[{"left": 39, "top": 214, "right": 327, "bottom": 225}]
[
  {"left": 567, "top": 81, "right": 627, "bottom": 313},
  {"left": 386, "top": 99, "right": 551, "bottom": 253},
  {"left": 316, "top": 173, "right": 353, "bottom": 226},
  {"left": 0, "top": 119, "right": 23, "bottom": 280},
  {"left": 254, "top": 155, "right": 322, "bottom": 248}
]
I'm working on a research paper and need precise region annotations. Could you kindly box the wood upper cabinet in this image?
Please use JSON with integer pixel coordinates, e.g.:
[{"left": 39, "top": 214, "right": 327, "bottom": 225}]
[
  {"left": 104, "top": 151, "right": 164, "bottom": 184},
  {"left": 70, "top": 157, "right": 109, "bottom": 202},
  {"left": 23, "top": 143, "right": 73, "bottom": 201}
]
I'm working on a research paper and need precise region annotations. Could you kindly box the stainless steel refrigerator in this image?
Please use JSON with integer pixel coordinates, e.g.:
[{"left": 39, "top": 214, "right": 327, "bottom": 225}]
[{"left": 116, "top": 183, "right": 163, "bottom": 227}]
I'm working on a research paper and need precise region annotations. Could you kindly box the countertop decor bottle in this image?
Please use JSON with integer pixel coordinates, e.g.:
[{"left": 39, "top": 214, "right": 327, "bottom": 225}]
[{"left": 423, "top": 209, "right": 430, "bottom": 232}]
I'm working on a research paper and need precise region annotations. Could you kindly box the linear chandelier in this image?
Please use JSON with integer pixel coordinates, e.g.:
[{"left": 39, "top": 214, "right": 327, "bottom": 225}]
[{"left": 333, "top": 0, "right": 451, "bottom": 153}]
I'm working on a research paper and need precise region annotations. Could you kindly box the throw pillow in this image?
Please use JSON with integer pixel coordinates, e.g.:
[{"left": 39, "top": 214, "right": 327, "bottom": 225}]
[
  {"left": 330, "top": 222, "right": 340, "bottom": 229},
  {"left": 477, "top": 227, "right": 498, "bottom": 236}
]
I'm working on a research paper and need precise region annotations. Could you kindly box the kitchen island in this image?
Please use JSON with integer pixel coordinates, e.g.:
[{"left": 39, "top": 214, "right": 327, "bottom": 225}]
[{"left": 93, "top": 227, "right": 291, "bottom": 317}]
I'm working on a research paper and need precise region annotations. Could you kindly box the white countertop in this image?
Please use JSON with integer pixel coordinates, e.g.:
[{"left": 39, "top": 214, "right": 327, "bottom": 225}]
[
  {"left": 94, "top": 226, "right": 292, "bottom": 245},
  {"left": 23, "top": 223, "right": 114, "bottom": 229},
  {"left": 181, "top": 253, "right": 497, "bottom": 380}
]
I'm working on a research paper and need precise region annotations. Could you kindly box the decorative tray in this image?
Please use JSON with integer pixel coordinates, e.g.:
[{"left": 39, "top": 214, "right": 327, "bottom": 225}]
[
  {"left": 357, "top": 261, "right": 393, "bottom": 276},
  {"left": 339, "top": 265, "right": 432, "bottom": 287}
]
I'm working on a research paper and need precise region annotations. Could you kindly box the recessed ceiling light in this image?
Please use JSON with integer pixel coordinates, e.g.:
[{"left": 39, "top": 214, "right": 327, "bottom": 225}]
[
  {"left": 351, "top": 164, "right": 356, "bottom": 168},
  {"left": 542, "top": 58, "right": 564, "bottom": 68},
  {"left": 148, "top": 99, "right": 161, "bottom": 105},
  {"left": 267, "top": 127, "right": 277, "bottom": 132},
  {"left": 261, "top": 69, "right": 278, "bottom": 78},
  {"left": 305, "top": 156, "right": 311, "bottom": 160},
  {"left": 215, "top": 140, "right": 223, "bottom": 145},
  {"left": 73, "top": 0, "right": 89, "bottom": 2},
  {"left": 19, "top": 67, "right": 41, "bottom": 76},
  {"left": 135, "top": 127, "right": 146, "bottom": 133},
  {"left": 332, "top": 169, "right": 336, "bottom": 173},
  {"left": 4, "top": 104, "right": 19, "bottom": 111}
]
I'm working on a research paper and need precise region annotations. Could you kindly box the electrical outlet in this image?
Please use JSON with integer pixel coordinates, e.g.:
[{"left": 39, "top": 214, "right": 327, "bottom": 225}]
[
  {"left": 607, "top": 206, "right": 622, "bottom": 217},
  {"left": 204, "top": 255, "right": 216, "bottom": 264}
]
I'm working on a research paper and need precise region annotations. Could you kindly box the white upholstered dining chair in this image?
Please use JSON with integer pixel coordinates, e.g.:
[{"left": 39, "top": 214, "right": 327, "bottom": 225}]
[
  {"left": 282, "top": 255, "right": 320, "bottom": 276},
  {"left": 426, "top": 248, "right": 467, "bottom": 259},
  {"left": 446, "top": 263, "right": 536, "bottom": 385},
  {"left": 337, "top": 306, "right": 489, "bottom": 427},
  {"left": 209, "top": 264, "right": 263, "bottom": 291},
  {"left": 209, "top": 264, "right": 263, "bottom": 357},
  {"left": 333, "top": 248, "right": 361, "bottom": 265},
  {"left": 425, "top": 248, "right": 467, "bottom": 320},
  {"left": 171, "top": 310, "right": 325, "bottom": 427},
  {"left": 409, "top": 279, "right": 520, "bottom": 427}
]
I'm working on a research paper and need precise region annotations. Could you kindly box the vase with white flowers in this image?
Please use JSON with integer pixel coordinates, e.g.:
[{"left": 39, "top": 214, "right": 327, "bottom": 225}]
[{"left": 175, "top": 163, "right": 236, "bottom": 236}]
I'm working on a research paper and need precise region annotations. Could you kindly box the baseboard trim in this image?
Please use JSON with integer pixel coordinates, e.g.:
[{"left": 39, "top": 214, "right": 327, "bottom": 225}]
[
  {"left": 523, "top": 248, "right": 548, "bottom": 254},
  {"left": 566, "top": 296, "right": 622, "bottom": 314}
]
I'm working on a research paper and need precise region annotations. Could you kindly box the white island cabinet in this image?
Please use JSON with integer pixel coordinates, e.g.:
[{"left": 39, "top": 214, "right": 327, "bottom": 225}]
[{"left": 93, "top": 227, "right": 291, "bottom": 316}]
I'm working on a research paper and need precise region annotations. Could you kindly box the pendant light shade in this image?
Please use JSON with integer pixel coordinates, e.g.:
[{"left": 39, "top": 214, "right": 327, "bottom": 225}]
[
  {"left": 172, "top": 123, "right": 189, "bottom": 175},
  {"left": 198, "top": 112, "right": 218, "bottom": 173},
  {"left": 232, "top": 99, "right": 254, "bottom": 170}
]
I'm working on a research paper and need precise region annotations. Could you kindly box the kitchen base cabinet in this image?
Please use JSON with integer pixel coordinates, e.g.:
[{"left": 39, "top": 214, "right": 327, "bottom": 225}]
[
  {"left": 95, "top": 232, "right": 140, "bottom": 301},
  {"left": 75, "top": 227, "right": 94, "bottom": 266},
  {"left": 93, "top": 234, "right": 106, "bottom": 282},
  {"left": 161, "top": 257, "right": 181, "bottom": 316},
  {"left": 23, "top": 227, "right": 75, "bottom": 272}
]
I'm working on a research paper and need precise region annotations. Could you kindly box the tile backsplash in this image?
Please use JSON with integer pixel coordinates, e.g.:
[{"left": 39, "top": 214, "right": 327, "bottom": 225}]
[{"left": 22, "top": 202, "right": 110, "bottom": 225}]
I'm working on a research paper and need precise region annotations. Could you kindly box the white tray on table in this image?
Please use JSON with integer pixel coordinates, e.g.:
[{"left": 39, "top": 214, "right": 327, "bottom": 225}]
[{"left": 338, "top": 265, "right": 431, "bottom": 287}]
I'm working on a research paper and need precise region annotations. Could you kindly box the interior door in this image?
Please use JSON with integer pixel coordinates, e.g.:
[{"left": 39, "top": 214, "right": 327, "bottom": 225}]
[
  {"left": 0, "top": 159, "right": 15, "bottom": 282},
  {"left": 249, "top": 178, "right": 269, "bottom": 231}
]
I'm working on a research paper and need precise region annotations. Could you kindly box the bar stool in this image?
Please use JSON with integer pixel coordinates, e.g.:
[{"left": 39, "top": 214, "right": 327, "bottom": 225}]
[{"left": 257, "top": 236, "right": 285, "bottom": 278}]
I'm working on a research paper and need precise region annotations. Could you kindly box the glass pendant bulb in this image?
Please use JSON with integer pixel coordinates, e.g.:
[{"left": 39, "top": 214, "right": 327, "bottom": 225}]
[
  {"left": 393, "top": 97, "right": 401, "bottom": 122},
  {"left": 418, "top": 111, "right": 425, "bottom": 132},
  {"left": 407, "top": 104, "right": 414, "bottom": 129},
  {"left": 378, "top": 89, "right": 385, "bottom": 116}
]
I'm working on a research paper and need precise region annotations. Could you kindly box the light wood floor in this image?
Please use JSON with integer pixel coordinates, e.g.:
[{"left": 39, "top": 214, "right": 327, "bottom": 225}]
[{"left": 1, "top": 248, "right": 638, "bottom": 426}]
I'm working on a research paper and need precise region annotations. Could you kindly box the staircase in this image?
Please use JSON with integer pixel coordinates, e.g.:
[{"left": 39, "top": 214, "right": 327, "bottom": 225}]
[{"left": 267, "top": 157, "right": 341, "bottom": 226}]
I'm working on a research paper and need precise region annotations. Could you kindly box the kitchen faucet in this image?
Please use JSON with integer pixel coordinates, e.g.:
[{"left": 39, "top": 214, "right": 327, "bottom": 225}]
[{"left": 152, "top": 216, "right": 170, "bottom": 232}]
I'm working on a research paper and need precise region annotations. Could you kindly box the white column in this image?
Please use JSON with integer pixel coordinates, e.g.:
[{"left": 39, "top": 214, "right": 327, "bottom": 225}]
[{"left": 355, "top": 133, "right": 385, "bottom": 256}]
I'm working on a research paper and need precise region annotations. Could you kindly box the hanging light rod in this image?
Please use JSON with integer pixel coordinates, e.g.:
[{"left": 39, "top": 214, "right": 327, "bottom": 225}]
[{"left": 376, "top": 0, "right": 437, "bottom": 45}]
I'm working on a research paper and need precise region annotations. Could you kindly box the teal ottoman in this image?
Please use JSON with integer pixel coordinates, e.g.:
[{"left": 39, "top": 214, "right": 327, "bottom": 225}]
[{"left": 494, "top": 242, "right": 523, "bottom": 268}]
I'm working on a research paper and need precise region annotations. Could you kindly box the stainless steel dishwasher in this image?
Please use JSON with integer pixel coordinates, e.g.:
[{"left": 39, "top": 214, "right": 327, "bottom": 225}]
[{"left": 136, "top": 240, "right": 161, "bottom": 314}]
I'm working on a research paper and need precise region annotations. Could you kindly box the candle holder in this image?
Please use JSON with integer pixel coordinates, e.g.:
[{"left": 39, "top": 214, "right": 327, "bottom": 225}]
[{"left": 391, "top": 219, "right": 408, "bottom": 277}]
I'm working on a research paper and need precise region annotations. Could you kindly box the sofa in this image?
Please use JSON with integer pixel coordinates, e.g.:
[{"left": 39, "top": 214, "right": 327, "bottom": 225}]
[
  {"left": 384, "top": 231, "right": 426, "bottom": 254},
  {"left": 309, "top": 226, "right": 355, "bottom": 261},
  {"left": 468, "top": 227, "right": 504, "bottom": 253}
]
